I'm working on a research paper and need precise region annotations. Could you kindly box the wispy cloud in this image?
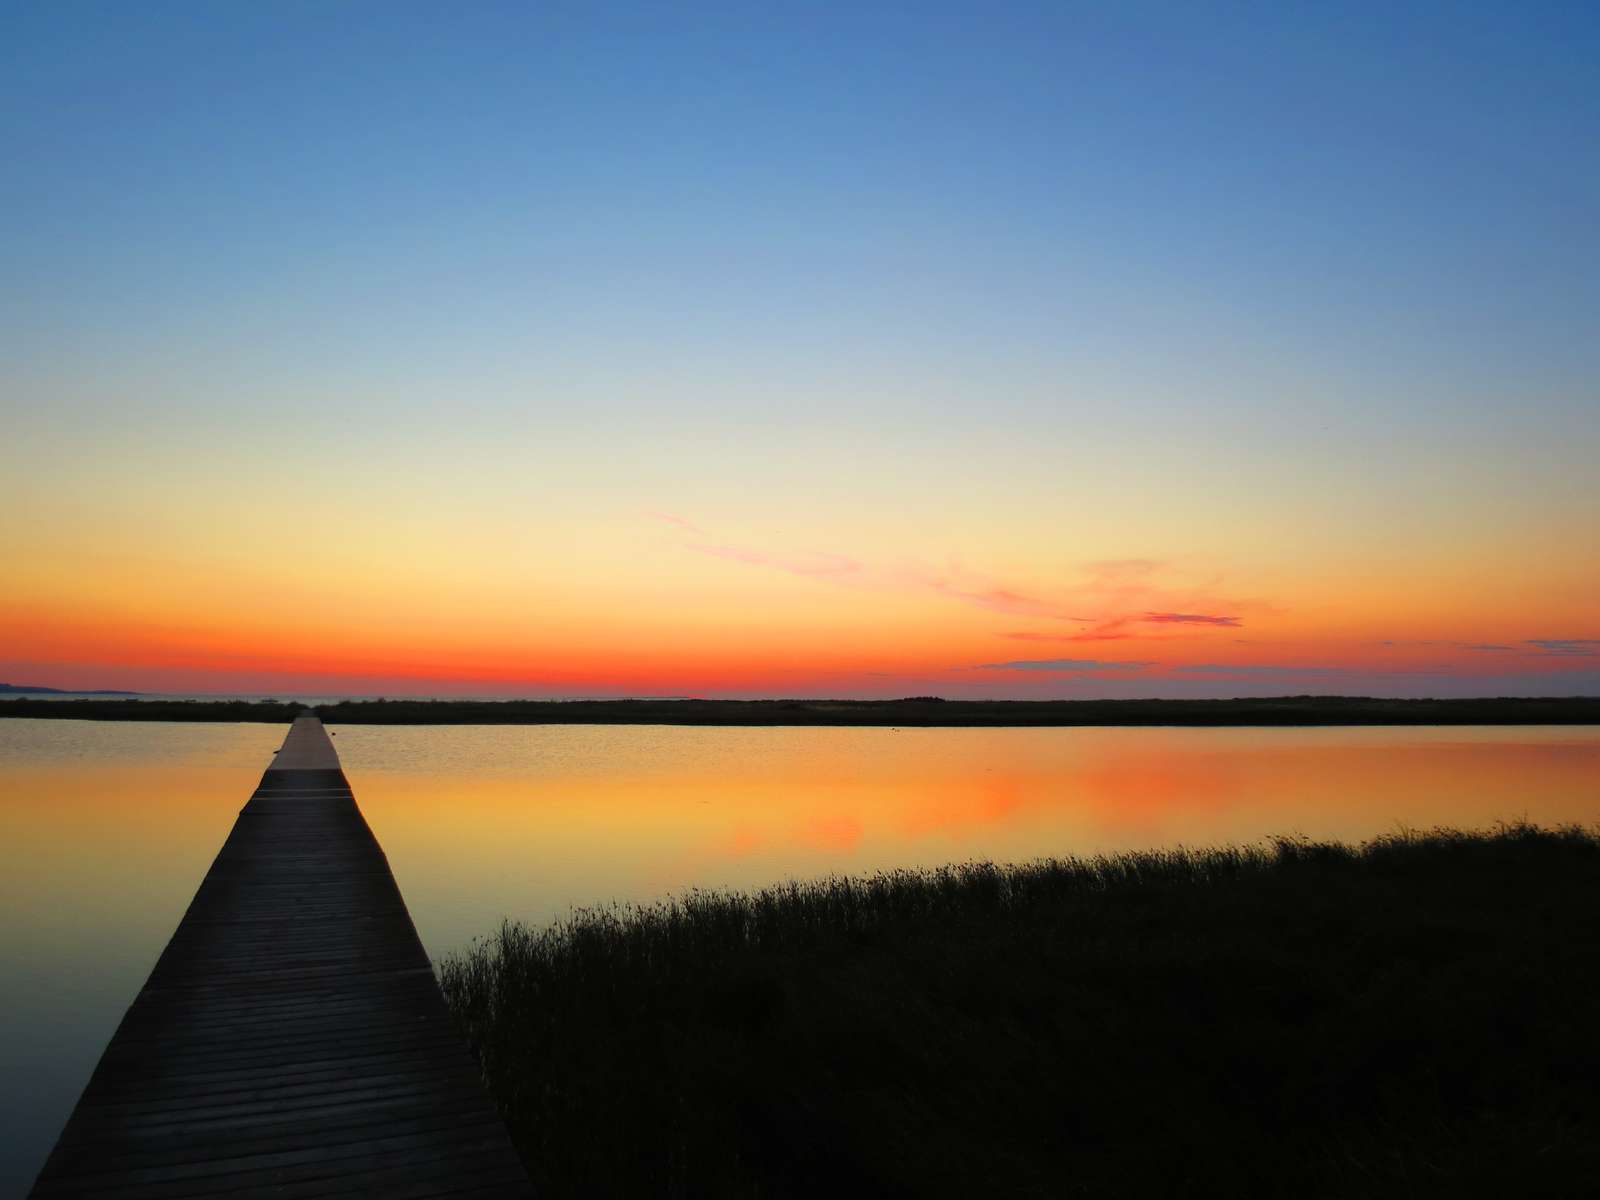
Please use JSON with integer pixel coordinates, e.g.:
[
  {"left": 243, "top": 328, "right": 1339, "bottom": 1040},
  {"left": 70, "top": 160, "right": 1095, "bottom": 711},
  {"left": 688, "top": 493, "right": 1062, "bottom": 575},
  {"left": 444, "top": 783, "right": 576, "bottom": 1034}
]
[
  {"left": 1528, "top": 639, "right": 1600, "bottom": 657},
  {"left": 1002, "top": 611, "right": 1242, "bottom": 642},
  {"left": 1087, "top": 559, "right": 1162, "bottom": 581},
  {"left": 976, "top": 658, "right": 1154, "bottom": 672},
  {"left": 909, "top": 569, "right": 1078, "bottom": 620},
  {"left": 1143, "top": 612, "right": 1240, "bottom": 627},
  {"left": 655, "top": 518, "right": 1258, "bottom": 636},
  {"left": 686, "top": 542, "right": 861, "bottom": 581},
  {"left": 646, "top": 511, "right": 705, "bottom": 536},
  {"left": 1381, "top": 639, "right": 1517, "bottom": 653},
  {"left": 1172, "top": 662, "right": 1458, "bottom": 680},
  {"left": 1173, "top": 663, "right": 1347, "bottom": 677}
]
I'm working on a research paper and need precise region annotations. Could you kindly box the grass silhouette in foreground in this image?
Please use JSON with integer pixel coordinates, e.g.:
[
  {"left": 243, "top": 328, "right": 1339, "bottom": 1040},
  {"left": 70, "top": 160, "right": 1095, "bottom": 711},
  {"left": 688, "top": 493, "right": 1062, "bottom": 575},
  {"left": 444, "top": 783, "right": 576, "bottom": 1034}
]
[
  {"left": 4, "top": 695, "right": 1599, "bottom": 725},
  {"left": 441, "top": 824, "right": 1600, "bottom": 1197}
]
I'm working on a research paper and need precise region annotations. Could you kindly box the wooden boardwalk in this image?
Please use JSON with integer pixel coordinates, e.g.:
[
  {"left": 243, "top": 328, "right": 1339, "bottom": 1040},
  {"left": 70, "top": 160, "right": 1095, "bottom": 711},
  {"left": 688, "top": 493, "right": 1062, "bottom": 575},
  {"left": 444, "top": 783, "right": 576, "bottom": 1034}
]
[{"left": 30, "top": 716, "right": 532, "bottom": 1198}]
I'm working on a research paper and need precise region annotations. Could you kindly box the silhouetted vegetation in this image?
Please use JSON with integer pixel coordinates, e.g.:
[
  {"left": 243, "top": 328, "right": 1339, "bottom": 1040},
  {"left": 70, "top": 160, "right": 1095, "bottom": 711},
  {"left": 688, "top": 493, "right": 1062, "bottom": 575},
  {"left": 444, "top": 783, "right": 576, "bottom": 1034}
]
[
  {"left": 311, "top": 695, "right": 1600, "bottom": 725},
  {"left": 0, "top": 698, "right": 303, "bottom": 722},
  {"left": 10, "top": 695, "right": 1595, "bottom": 726},
  {"left": 442, "top": 824, "right": 1600, "bottom": 1197}
]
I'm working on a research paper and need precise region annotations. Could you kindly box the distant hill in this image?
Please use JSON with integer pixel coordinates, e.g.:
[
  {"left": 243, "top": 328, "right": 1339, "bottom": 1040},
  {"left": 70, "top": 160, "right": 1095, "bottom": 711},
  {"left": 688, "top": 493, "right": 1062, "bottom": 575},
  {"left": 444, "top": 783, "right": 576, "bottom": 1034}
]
[{"left": 0, "top": 682, "right": 142, "bottom": 696}]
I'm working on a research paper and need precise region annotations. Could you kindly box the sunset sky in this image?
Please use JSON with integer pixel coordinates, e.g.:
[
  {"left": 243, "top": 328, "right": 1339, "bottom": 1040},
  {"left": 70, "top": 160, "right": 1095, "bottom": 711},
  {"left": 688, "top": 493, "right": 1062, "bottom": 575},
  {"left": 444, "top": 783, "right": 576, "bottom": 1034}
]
[{"left": 5, "top": 2, "right": 1597, "bottom": 698}]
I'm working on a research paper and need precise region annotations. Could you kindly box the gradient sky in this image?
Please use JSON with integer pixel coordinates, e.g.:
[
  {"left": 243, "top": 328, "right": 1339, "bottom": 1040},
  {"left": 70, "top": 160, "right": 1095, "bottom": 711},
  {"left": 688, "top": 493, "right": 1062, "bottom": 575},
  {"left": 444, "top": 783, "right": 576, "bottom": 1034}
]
[{"left": 4, "top": 1, "right": 1597, "bottom": 698}]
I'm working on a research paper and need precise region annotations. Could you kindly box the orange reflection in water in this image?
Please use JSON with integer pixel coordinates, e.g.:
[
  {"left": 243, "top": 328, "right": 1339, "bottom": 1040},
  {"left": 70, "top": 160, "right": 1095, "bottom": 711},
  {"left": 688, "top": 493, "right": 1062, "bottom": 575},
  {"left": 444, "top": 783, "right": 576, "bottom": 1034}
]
[
  {"left": 1, "top": 721, "right": 283, "bottom": 961},
  {"left": 4, "top": 719, "right": 1596, "bottom": 1194},
  {"left": 0, "top": 720, "right": 285, "bottom": 1197},
  {"left": 334, "top": 725, "right": 1600, "bottom": 960}
]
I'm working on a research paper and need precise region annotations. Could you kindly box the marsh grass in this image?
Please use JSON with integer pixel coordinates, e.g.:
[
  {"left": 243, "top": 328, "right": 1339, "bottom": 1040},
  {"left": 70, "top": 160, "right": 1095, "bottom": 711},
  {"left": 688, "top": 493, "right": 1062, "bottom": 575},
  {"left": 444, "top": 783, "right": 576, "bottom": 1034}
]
[
  {"left": 441, "top": 823, "right": 1600, "bottom": 1197},
  {"left": 0, "top": 697, "right": 304, "bottom": 722}
]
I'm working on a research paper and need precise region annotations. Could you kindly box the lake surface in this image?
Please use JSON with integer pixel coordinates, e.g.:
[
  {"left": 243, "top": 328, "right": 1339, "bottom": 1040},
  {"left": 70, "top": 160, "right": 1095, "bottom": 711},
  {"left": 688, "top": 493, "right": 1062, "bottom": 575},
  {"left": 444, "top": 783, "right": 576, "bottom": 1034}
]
[{"left": 2, "top": 718, "right": 1597, "bottom": 1191}]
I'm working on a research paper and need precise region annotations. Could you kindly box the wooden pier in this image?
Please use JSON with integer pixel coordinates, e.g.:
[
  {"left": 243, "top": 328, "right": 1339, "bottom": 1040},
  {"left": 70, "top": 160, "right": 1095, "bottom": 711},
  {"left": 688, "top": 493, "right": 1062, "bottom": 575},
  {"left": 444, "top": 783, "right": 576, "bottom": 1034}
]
[{"left": 30, "top": 716, "right": 532, "bottom": 1197}]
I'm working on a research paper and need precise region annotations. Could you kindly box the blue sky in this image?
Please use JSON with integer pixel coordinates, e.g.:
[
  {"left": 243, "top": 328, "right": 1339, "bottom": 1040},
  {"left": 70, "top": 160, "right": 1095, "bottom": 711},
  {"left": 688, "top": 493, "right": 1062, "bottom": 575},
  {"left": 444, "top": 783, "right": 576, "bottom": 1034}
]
[
  {"left": 4, "top": 2, "right": 1597, "bottom": 696},
  {"left": 9, "top": 1, "right": 1597, "bottom": 413}
]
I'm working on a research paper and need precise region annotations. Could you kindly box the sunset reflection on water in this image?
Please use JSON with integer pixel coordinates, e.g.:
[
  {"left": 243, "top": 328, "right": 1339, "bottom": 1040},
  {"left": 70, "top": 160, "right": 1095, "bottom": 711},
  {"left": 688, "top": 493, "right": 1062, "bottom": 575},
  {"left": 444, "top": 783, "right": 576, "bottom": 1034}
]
[
  {"left": 2, "top": 718, "right": 1597, "bottom": 1193},
  {"left": 328, "top": 724, "right": 1600, "bottom": 959}
]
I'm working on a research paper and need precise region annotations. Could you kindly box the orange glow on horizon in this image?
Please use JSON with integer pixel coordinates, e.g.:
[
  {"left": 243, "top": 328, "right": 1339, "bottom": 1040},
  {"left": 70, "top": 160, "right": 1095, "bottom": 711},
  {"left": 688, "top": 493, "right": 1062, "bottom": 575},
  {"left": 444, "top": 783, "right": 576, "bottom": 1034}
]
[{"left": 7, "top": 502, "right": 1597, "bottom": 697}]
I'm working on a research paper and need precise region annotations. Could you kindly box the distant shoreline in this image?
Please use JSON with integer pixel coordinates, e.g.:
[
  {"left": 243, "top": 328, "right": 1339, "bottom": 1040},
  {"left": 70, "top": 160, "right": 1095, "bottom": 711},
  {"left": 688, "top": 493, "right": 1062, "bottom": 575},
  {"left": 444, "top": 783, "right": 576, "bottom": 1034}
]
[
  {"left": 2, "top": 695, "right": 1597, "bottom": 726},
  {"left": 0, "top": 684, "right": 141, "bottom": 696}
]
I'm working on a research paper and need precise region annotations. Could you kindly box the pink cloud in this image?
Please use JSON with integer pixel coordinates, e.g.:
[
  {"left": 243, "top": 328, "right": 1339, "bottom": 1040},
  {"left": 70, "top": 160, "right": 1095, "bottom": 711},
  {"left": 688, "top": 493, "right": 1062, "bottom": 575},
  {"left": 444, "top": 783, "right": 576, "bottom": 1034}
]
[
  {"left": 1004, "top": 611, "right": 1241, "bottom": 642},
  {"left": 646, "top": 511, "right": 706, "bottom": 535},
  {"left": 1086, "top": 558, "right": 1161, "bottom": 581},
  {"left": 977, "top": 657, "right": 1155, "bottom": 672},
  {"left": 1143, "top": 612, "right": 1241, "bottom": 627},
  {"left": 686, "top": 542, "right": 861, "bottom": 581},
  {"left": 654, "top": 519, "right": 1260, "bottom": 638},
  {"left": 911, "top": 571, "right": 1074, "bottom": 620}
]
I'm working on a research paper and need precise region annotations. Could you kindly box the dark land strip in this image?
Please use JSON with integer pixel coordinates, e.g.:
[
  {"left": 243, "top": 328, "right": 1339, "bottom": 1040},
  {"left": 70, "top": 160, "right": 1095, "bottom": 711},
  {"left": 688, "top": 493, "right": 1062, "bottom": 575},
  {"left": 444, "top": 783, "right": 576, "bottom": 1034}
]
[
  {"left": 4, "top": 694, "right": 1599, "bottom": 726},
  {"left": 29, "top": 717, "right": 531, "bottom": 1198}
]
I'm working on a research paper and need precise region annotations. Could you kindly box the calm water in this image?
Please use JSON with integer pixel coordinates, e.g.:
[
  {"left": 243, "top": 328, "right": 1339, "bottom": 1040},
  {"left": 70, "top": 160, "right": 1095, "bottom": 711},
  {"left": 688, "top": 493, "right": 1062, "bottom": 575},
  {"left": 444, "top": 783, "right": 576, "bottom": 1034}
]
[{"left": 2, "top": 719, "right": 1597, "bottom": 1191}]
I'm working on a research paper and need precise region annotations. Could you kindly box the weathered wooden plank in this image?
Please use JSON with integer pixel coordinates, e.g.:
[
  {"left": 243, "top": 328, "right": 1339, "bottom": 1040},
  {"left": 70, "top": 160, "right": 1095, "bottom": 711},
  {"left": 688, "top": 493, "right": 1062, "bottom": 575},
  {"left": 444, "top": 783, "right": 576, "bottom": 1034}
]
[
  {"left": 42, "top": 1145, "right": 519, "bottom": 1196},
  {"left": 44, "top": 1101, "right": 510, "bottom": 1167},
  {"left": 30, "top": 716, "right": 531, "bottom": 1197},
  {"left": 39, "top": 1110, "right": 509, "bottom": 1173}
]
